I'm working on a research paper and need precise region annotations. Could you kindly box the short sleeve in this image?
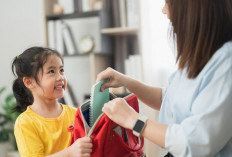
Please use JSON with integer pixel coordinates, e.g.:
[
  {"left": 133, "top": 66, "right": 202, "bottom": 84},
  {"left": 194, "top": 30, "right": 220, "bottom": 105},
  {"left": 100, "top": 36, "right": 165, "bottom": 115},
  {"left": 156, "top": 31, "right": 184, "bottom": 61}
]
[
  {"left": 165, "top": 62, "right": 232, "bottom": 156},
  {"left": 14, "top": 115, "right": 44, "bottom": 157}
]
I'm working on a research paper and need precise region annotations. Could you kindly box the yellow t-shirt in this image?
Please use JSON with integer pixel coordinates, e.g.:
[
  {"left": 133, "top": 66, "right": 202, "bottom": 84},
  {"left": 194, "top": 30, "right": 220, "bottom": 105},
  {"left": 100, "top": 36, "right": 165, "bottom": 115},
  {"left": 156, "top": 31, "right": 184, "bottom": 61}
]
[{"left": 14, "top": 104, "right": 76, "bottom": 157}]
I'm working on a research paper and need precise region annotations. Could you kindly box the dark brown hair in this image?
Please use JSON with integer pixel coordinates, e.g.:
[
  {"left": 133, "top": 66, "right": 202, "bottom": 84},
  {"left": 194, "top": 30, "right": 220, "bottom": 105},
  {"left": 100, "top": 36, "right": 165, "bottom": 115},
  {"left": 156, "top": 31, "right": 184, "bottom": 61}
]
[
  {"left": 11, "top": 47, "right": 63, "bottom": 113},
  {"left": 167, "top": 0, "right": 232, "bottom": 78}
]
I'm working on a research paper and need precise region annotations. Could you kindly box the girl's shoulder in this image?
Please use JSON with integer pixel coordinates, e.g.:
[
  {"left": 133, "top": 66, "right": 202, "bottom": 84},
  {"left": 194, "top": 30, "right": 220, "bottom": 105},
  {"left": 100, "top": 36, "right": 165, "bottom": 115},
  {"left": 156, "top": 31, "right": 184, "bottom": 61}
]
[
  {"left": 14, "top": 107, "right": 35, "bottom": 129},
  {"left": 61, "top": 104, "right": 77, "bottom": 115}
]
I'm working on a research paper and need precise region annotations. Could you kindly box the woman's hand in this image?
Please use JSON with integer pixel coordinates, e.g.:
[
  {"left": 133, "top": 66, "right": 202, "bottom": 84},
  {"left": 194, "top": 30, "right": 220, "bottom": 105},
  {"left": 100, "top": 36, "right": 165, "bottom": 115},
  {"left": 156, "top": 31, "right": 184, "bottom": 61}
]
[
  {"left": 102, "top": 97, "right": 139, "bottom": 130},
  {"left": 96, "top": 67, "right": 128, "bottom": 91},
  {"left": 68, "top": 137, "right": 92, "bottom": 157}
]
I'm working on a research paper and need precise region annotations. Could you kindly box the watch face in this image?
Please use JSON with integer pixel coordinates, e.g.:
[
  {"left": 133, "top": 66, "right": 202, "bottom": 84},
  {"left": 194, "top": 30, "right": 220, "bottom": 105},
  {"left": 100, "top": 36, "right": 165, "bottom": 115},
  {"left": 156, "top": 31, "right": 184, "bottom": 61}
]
[{"left": 133, "top": 119, "right": 145, "bottom": 133}]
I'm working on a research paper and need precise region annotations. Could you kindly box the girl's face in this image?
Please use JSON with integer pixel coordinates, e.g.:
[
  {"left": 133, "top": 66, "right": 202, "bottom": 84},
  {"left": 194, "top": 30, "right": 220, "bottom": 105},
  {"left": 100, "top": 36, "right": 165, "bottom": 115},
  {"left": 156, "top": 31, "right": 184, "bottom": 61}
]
[
  {"left": 35, "top": 55, "right": 67, "bottom": 100},
  {"left": 162, "top": 1, "right": 170, "bottom": 19}
]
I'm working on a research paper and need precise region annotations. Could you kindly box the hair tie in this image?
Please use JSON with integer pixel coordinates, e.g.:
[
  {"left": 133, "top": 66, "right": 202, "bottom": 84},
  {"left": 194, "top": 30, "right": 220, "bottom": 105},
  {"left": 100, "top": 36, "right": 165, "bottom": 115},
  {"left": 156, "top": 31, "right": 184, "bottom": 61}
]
[{"left": 17, "top": 55, "right": 19, "bottom": 59}]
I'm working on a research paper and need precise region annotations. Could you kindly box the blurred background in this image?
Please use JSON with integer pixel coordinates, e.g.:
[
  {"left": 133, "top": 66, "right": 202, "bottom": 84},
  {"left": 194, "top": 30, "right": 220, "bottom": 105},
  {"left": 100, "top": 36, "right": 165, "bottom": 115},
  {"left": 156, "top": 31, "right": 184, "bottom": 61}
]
[{"left": 0, "top": 0, "right": 176, "bottom": 156}]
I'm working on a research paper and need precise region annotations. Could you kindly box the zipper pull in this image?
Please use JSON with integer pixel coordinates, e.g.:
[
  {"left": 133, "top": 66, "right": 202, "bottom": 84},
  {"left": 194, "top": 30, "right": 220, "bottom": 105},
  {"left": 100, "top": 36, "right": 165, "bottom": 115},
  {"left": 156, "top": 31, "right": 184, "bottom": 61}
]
[
  {"left": 110, "top": 129, "right": 113, "bottom": 141},
  {"left": 67, "top": 124, "right": 74, "bottom": 132},
  {"left": 123, "top": 128, "right": 128, "bottom": 142}
]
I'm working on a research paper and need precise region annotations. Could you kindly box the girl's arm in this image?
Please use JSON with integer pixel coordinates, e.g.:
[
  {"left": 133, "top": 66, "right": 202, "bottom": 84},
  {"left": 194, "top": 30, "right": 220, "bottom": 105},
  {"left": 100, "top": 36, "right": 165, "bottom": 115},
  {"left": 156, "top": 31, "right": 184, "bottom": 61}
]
[{"left": 46, "top": 137, "right": 92, "bottom": 157}]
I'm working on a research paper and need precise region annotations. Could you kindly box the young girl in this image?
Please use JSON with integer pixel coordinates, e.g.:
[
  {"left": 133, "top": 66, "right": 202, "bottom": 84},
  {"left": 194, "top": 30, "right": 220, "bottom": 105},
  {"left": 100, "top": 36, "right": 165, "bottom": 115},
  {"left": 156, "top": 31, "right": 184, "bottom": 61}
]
[
  {"left": 96, "top": 0, "right": 232, "bottom": 157},
  {"left": 12, "top": 47, "right": 92, "bottom": 157}
]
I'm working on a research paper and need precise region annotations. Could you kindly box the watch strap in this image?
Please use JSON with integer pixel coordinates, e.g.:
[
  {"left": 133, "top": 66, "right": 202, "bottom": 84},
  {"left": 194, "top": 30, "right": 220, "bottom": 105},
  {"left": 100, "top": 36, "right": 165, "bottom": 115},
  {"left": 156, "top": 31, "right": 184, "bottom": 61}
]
[{"left": 132, "top": 115, "right": 148, "bottom": 137}]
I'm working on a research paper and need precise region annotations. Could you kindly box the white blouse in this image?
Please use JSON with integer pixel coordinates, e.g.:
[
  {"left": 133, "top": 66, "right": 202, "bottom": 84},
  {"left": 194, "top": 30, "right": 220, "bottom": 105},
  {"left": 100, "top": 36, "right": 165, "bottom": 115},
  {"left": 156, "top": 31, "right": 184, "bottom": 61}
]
[{"left": 159, "top": 41, "right": 232, "bottom": 157}]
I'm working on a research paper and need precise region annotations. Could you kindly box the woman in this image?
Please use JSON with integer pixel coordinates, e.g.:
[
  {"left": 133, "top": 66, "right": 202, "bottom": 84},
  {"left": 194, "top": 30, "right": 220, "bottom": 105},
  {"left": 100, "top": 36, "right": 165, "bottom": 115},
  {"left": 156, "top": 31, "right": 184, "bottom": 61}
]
[{"left": 96, "top": 0, "right": 232, "bottom": 156}]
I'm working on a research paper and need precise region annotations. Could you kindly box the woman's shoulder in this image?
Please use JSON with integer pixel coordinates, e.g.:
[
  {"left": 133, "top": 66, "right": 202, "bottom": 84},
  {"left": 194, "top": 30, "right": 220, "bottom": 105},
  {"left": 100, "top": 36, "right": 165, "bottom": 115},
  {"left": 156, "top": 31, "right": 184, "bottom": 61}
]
[
  {"left": 213, "top": 41, "right": 232, "bottom": 61},
  {"left": 200, "top": 41, "right": 232, "bottom": 77},
  {"left": 196, "top": 41, "right": 232, "bottom": 91}
]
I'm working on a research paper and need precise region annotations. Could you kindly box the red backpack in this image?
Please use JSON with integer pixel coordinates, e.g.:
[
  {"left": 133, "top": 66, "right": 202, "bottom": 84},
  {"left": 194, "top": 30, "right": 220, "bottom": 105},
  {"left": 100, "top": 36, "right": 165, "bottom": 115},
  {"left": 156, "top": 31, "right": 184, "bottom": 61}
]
[{"left": 68, "top": 94, "right": 146, "bottom": 157}]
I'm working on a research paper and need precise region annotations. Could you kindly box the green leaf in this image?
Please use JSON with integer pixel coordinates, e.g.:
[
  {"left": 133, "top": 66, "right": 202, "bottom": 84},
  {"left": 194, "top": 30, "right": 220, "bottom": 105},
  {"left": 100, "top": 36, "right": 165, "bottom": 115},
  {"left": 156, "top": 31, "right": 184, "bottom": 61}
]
[
  {"left": 0, "top": 86, "right": 19, "bottom": 146},
  {"left": 0, "top": 130, "right": 10, "bottom": 142},
  {"left": 2, "top": 93, "right": 18, "bottom": 121},
  {"left": 0, "top": 87, "right": 6, "bottom": 95},
  {"left": 0, "top": 113, "right": 10, "bottom": 126}
]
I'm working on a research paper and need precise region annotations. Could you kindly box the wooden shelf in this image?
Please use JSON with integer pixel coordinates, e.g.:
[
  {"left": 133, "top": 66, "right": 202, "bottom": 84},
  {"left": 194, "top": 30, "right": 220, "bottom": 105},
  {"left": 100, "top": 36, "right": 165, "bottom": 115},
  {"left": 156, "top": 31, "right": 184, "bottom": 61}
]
[
  {"left": 62, "top": 52, "right": 112, "bottom": 57},
  {"left": 101, "top": 27, "right": 139, "bottom": 35},
  {"left": 46, "top": 10, "right": 103, "bottom": 20}
]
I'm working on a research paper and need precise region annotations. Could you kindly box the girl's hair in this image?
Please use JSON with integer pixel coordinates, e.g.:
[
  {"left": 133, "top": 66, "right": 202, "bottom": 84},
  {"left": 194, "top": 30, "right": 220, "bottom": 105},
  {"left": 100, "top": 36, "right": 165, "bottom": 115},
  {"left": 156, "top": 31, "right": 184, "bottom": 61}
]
[
  {"left": 167, "top": 0, "right": 232, "bottom": 78},
  {"left": 11, "top": 47, "right": 63, "bottom": 113}
]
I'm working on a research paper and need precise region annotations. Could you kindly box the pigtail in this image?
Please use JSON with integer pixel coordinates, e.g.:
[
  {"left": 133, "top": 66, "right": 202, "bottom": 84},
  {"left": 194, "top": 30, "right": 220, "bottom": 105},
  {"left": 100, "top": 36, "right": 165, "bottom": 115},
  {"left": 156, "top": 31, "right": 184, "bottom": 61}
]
[
  {"left": 12, "top": 78, "right": 33, "bottom": 113},
  {"left": 11, "top": 56, "right": 33, "bottom": 113}
]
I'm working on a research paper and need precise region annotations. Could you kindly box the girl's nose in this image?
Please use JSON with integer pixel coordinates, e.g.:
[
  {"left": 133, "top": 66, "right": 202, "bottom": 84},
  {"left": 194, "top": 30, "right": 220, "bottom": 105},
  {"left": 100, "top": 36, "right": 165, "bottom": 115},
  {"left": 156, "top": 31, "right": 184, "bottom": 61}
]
[{"left": 57, "top": 73, "right": 64, "bottom": 81}]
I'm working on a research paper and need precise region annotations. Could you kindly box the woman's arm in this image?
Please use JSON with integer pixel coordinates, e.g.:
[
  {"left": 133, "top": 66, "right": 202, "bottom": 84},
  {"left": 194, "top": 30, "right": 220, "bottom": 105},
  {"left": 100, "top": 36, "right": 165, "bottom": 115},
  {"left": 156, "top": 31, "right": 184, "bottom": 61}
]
[
  {"left": 96, "top": 67, "right": 162, "bottom": 110},
  {"left": 141, "top": 120, "right": 167, "bottom": 148},
  {"left": 125, "top": 77, "right": 162, "bottom": 110},
  {"left": 102, "top": 97, "right": 167, "bottom": 148}
]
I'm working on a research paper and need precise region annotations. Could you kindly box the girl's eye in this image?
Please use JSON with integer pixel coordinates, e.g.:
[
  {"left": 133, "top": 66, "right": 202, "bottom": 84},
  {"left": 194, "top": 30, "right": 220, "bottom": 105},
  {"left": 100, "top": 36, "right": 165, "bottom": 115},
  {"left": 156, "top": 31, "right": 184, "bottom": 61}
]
[
  {"left": 60, "top": 68, "right": 64, "bottom": 73},
  {"left": 48, "top": 70, "right": 55, "bottom": 74}
]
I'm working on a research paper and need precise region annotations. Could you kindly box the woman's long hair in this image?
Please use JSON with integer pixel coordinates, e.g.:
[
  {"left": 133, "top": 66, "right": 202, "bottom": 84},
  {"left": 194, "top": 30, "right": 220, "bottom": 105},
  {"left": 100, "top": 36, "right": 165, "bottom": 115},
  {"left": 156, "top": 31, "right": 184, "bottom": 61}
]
[{"left": 167, "top": 0, "right": 232, "bottom": 78}]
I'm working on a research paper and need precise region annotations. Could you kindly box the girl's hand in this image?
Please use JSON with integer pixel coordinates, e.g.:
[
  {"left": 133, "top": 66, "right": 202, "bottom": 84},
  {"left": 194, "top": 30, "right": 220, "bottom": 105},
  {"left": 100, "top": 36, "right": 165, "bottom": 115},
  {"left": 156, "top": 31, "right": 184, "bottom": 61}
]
[
  {"left": 96, "top": 67, "right": 128, "bottom": 91},
  {"left": 102, "top": 98, "right": 139, "bottom": 130},
  {"left": 68, "top": 137, "right": 92, "bottom": 157}
]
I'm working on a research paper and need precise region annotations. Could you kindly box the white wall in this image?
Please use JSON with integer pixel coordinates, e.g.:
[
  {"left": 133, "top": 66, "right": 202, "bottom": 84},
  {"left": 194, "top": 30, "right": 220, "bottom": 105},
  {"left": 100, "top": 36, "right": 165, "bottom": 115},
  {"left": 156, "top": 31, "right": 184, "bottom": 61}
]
[
  {"left": 0, "top": 0, "right": 46, "bottom": 101},
  {"left": 140, "top": 0, "right": 177, "bottom": 156},
  {"left": 0, "top": 1, "right": 176, "bottom": 155}
]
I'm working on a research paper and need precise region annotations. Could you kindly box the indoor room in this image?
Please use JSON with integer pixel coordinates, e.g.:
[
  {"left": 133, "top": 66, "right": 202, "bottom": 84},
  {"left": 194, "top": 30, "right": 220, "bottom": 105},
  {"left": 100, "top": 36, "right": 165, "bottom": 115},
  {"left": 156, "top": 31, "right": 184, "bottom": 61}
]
[{"left": 1, "top": 0, "right": 231, "bottom": 157}]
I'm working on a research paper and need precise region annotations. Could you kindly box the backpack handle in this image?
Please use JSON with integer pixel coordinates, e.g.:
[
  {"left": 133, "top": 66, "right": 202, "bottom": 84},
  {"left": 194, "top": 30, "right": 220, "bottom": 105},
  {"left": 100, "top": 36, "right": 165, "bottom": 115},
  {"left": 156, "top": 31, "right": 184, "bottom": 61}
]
[
  {"left": 111, "top": 123, "right": 145, "bottom": 152},
  {"left": 121, "top": 129, "right": 144, "bottom": 152}
]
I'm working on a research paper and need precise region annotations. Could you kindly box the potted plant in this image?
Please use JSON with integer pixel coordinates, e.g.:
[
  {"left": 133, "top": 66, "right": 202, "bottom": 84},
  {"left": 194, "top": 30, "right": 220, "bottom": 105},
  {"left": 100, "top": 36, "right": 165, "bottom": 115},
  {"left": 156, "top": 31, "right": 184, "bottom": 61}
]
[{"left": 0, "top": 87, "right": 19, "bottom": 156}]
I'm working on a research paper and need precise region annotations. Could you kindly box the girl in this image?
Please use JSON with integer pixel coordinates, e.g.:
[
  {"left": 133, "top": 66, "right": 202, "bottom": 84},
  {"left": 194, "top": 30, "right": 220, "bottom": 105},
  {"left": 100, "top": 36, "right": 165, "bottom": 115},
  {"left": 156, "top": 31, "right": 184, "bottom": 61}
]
[
  {"left": 96, "top": 0, "right": 232, "bottom": 157},
  {"left": 12, "top": 47, "right": 92, "bottom": 157}
]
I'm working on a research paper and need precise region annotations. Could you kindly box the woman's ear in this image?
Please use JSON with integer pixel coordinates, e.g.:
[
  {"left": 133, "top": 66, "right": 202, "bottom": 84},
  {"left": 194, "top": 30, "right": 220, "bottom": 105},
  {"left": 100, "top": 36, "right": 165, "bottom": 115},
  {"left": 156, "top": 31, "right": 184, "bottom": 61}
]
[{"left": 23, "top": 77, "right": 35, "bottom": 89}]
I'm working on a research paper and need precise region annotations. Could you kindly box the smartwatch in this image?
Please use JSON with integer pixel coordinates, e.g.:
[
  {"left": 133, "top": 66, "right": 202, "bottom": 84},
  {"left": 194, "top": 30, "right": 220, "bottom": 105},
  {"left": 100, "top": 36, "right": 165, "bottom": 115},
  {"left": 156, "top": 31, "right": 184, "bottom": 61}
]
[{"left": 132, "top": 115, "right": 148, "bottom": 137}]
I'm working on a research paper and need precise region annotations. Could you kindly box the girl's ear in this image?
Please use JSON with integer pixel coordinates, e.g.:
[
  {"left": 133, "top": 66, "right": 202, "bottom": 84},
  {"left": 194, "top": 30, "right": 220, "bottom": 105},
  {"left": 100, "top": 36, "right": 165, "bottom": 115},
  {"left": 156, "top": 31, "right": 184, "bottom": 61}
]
[{"left": 23, "top": 77, "right": 35, "bottom": 89}]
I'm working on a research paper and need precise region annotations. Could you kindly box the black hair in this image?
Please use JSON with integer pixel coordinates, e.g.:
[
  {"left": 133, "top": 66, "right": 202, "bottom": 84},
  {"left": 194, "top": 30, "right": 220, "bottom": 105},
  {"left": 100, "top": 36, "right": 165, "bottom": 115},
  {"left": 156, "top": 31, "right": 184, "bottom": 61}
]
[{"left": 11, "top": 47, "right": 63, "bottom": 113}]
